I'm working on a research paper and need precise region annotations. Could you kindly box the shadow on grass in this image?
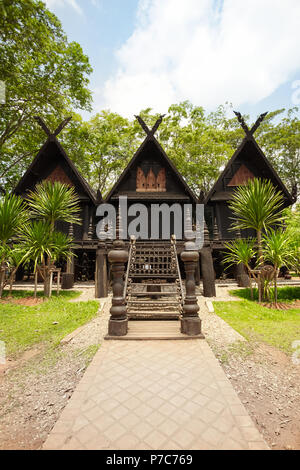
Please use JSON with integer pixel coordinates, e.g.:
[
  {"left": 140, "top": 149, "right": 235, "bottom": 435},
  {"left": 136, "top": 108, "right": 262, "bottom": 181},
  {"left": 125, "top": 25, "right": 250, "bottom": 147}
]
[
  {"left": 1, "top": 289, "right": 80, "bottom": 300},
  {"left": 230, "top": 286, "right": 300, "bottom": 302}
]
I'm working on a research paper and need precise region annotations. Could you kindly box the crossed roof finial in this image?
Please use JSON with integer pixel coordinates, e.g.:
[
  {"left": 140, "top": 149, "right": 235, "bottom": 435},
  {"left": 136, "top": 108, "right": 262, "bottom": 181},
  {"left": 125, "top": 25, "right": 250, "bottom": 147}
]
[
  {"left": 34, "top": 116, "right": 72, "bottom": 138},
  {"left": 234, "top": 111, "right": 268, "bottom": 138},
  {"left": 134, "top": 114, "right": 166, "bottom": 138}
]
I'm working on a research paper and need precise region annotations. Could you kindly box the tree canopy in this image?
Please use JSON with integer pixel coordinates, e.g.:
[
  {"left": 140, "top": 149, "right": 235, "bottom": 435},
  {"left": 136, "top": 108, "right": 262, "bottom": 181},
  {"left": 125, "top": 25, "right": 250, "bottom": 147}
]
[
  {"left": 0, "top": 1, "right": 299, "bottom": 201},
  {"left": 0, "top": 0, "right": 92, "bottom": 190}
]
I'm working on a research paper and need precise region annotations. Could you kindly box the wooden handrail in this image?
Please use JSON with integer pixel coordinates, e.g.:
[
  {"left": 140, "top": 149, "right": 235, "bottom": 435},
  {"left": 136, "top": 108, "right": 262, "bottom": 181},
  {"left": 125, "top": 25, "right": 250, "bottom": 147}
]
[
  {"left": 123, "top": 235, "right": 136, "bottom": 299},
  {"left": 171, "top": 234, "right": 184, "bottom": 304}
]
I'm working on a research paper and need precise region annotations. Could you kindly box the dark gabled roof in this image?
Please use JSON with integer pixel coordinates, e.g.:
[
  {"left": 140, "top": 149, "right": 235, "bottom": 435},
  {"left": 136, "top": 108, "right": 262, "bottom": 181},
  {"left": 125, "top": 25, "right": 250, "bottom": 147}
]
[
  {"left": 204, "top": 134, "right": 294, "bottom": 205},
  {"left": 105, "top": 134, "right": 198, "bottom": 203},
  {"left": 14, "top": 135, "right": 97, "bottom": 204}
]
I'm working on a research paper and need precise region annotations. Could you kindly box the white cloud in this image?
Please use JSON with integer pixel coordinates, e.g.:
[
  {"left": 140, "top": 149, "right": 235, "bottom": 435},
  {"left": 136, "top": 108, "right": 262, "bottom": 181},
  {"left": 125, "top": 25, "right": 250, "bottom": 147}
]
[
  {"left": 45, "top": 0, "right": 84, "bottom": 15},
  {"left": 102, "top": 0, "right": 300, "bottom": 117}
]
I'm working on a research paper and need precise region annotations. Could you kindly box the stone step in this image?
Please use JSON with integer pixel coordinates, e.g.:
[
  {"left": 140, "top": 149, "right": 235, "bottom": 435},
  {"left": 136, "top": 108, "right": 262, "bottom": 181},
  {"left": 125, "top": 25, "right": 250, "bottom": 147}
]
[{"left": 129, "top": 291, "right": 179, "bottom": 296}]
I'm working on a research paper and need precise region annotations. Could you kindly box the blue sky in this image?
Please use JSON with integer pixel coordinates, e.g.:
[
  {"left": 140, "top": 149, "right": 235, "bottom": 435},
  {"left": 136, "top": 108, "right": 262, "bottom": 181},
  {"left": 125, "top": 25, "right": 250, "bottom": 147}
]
[{"left": 45, "top": 0, "right": 300, "bottom": 121}]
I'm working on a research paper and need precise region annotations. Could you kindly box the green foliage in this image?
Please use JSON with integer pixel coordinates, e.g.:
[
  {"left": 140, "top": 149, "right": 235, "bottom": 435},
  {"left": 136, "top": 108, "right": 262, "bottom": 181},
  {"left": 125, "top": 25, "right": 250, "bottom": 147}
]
[
  {"left": 229, "top": 179, "right": 285, "bottom": 234},
  {"left": 21, "top": 181, "right": 81, "bottom": 296},
  {"left": 26, "top": 181, "right": 81, "bottom": 227},
  {"left": 230, "top": 286, "right": 300, "bottom": 302},
  {"left": 213, "top": 299, "right": 300, "bottom": 354},
  {"left": 0, "top": 290, "right": 99, "bottom": 358},
  {"left": 0, "top": 0, "right": 92, "bottom": 191},
  {"left": 283, "top": 203, "right": 300, "bottom": 274},
  {"left": 263, "top": 228, "right": 295, "bottom": 270},
  {"left": 223, "top": 238, "right": 256, "bottom": 271},
  {"left": 0, "top": 193, "right": 29, "bottom": 245},
  {"left": 21, "top": 220, "right": 74, "bottom": 271},
  {"left": 0, "top": 193, "right": 30, "bottom": 295},
  {"left": 259, "top": 108, "right": 300, "bottom": 199}
]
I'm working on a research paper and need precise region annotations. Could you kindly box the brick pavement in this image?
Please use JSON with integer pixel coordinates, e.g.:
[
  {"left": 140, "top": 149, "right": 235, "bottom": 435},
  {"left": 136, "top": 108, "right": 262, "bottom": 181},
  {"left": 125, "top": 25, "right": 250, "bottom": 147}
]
[{"left": 43, "top": 339, "right": 268, "bottom": 450}]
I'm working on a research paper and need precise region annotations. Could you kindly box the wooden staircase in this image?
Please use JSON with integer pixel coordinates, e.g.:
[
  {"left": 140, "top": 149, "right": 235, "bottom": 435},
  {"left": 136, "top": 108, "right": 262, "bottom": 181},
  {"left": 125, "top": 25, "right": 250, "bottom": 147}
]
[{"left": 124, "top": 239, "right": 183, "bottom": 320}]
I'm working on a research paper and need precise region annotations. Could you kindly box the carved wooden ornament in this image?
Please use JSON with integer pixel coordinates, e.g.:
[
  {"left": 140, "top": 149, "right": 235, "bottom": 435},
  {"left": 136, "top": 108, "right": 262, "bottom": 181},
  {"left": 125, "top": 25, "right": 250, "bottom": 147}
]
[
  {"left": 136, "top": 167, "right": 166, "bottom": 192},
  {"left": 146, "top": 168, "right": 157, "bottom": 190},
  {"left": 45, "top": 165, "right": 74, "bottom": 186},
  {"left": 156, "top": 168, "right": 166, "bottom": 191},
  {"left": 136, "top": 167, "right": 147, "bottom": 192},
  {"left": 228, "top": 164, "right": 255, "bottom": 186}
]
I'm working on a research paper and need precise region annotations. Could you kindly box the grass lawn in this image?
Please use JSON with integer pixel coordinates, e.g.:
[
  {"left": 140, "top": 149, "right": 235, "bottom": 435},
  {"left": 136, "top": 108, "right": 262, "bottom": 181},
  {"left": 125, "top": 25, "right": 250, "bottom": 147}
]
[
  {"left": 0, "top": 290, "right": 100, "bottom": 358},
  {"left": 213, "top": 287, "right": 300, "bottom": 355}
]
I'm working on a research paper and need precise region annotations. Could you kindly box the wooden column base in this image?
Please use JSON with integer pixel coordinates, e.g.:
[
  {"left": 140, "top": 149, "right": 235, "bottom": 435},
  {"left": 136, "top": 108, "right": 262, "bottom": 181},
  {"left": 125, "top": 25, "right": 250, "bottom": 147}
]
[
  {"left": 181, "top": 317, "right": 204, "bottom": 337},
  {"left": 200, "top": 247, "right": 216, "bottom": 297},
  {"left": 108, "top": 318, "right": 128, "bottom": 336},
  {"left": 61, "top": 273, "right": 74, "bottom": 289}
]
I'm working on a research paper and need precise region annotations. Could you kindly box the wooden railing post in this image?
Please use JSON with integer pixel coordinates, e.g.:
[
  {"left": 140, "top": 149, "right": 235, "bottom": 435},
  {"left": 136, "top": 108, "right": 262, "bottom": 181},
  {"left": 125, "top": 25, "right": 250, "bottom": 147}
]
[
  {"left": 107, "top": 239, "right": 128, "bottom": 336},
  {"left": 95, "top": 241, "right": 108, "bottom": 298},
  {"left": 181, "top": 240, "right": 203, "bottom": 337}
]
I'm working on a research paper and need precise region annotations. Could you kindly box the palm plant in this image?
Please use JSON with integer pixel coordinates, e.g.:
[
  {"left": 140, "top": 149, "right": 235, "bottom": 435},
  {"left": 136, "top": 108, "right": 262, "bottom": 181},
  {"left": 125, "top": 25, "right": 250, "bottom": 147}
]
[
  {"left": 7, "top": 247, "right": 28, "bottom": 296},
  {"left": 228, "top": 179, "right": 285, "bottom": 267},
  {"left": 22, "top": 221, "right": 75, "bottom": 298},
  {"left": 26, "top": 181, "right": 81, "bottom": 230},
  {"left": 263, "top": 228, "right": 295, "bottom": 304},
  {"left": 223, "top": 238, "right": 257, "bottom": 299},
  {"left": 25, "top": 181, "right": 80, "bottom": 296},
  {"left": 0, "top": 194, "right": 29, "bottom": 297}
]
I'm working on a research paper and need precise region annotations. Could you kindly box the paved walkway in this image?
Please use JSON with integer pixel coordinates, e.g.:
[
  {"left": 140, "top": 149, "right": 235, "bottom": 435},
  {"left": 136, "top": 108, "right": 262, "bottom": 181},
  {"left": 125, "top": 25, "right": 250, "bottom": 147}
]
[{"left": 43, "top": 339, "right": 268, "bottom": 450}]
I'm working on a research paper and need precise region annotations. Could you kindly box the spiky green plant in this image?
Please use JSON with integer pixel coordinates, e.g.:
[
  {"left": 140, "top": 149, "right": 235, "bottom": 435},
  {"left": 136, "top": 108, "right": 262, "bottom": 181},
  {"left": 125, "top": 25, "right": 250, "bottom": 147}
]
[
  {"left": 223, "top": 238, "right": 257, "bottom": 298},
  {"left": 0, "top": 194, "right": 29, "bottom": 296},
  {"left": 263, "top": 228, "right": 296, "bottom": 303},
  {"left": 228, "top": 179, "right": 285, "bottom": 267},
  {"left": 25, "top": 182, "right": 80, "bottom": 296},
  {"left": 26, "top": 181, "right": 81, "bottom": 229},
  {"left": 22, "top": 221, "right": 75, "bottom": 297}
]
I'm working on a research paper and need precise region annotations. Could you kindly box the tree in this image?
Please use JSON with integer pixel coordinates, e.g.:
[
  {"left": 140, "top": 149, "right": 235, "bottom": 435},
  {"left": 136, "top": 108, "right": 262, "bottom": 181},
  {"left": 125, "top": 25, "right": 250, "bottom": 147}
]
[
  {"left": 283, "top": 203, "right": 300, "bottom": 275},
  {"left": 68, "top": 111, "right": 138, "bottom": 195},
  {"left": 228, "top": 179, "right": 285, "bottom": 267},
  {"left": 26, "top": 181, "right": 80, "bottom": 296},
  {"left": 0, "top": 193, "right": 29, "bottom": 296},
  {"left": 0, "top": 0, "right": 92, "bottom": 192},
  {"left": 259, "top": 108, "right": 300, "bottom": 200}
]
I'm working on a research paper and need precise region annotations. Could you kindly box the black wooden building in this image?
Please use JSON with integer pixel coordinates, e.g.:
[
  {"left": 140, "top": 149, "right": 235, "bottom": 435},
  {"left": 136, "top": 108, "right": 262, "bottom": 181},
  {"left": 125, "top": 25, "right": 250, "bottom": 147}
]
[{"left": 13, "top": 113, "right": 294, "bottom": 296}]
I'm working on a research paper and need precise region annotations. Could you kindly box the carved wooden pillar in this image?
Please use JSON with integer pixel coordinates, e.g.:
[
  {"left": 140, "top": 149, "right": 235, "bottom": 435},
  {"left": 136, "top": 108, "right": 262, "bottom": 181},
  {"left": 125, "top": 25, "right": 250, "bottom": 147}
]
[
  {"left": 95, "top": 241, "right": 108, "bottom": 298},
  {"left": 200, "top": 247, "right": 216, "bottom": 297},
  {"left": 181, "top": 240, "right": 203, "bottom": 336},
  {"left": 107, "top": 239, "right": 128, "bottom": 336},
  {"left": 213, "top": 217, "right": 220, "bottom": 241},
  {"left": 62, "top": 222, "right": 74, "bottom": 289},
  {"left": 234, "top": 229, "right": 250, "bottom": 287},
  {"left": 82, "top": 204, "right": 89, "bottom": 240}
]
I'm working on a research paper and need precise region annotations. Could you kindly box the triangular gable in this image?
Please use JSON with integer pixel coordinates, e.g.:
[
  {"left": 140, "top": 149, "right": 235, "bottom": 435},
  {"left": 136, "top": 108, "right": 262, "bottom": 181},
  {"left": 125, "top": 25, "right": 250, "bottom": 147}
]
[
  {"left": 227, "top": 164, "right": 255, "bottom": 186},
  {"left": 105, "top": 135, "right": 198, "bottom": 203},
  {"left": 205, "top": 136, "right": 293, "bottom": 204},
  {"left": 14, "top": 136, "right": 96, "bottom": 204}
]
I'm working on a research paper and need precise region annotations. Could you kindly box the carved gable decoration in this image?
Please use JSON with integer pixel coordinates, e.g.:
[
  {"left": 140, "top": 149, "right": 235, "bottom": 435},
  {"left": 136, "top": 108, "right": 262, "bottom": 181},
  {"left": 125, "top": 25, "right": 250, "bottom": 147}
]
[
  {"left": 45, "top": 165, "right": 74, "bottom": 186},
  {"left": 136, "top": 167, "right": 147, "bottom": 191},
  {"left": 227, "top": 164, "right": 255, "bottom": 187},
  {"left": 136, "top": 167, "right": 166, "bottom": 192},
  {"left": 146, "top": 168, "right": 156, "bottom": 191},
  {"left": 156, "top": 168, "right": 166, "bottom": 191}
]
